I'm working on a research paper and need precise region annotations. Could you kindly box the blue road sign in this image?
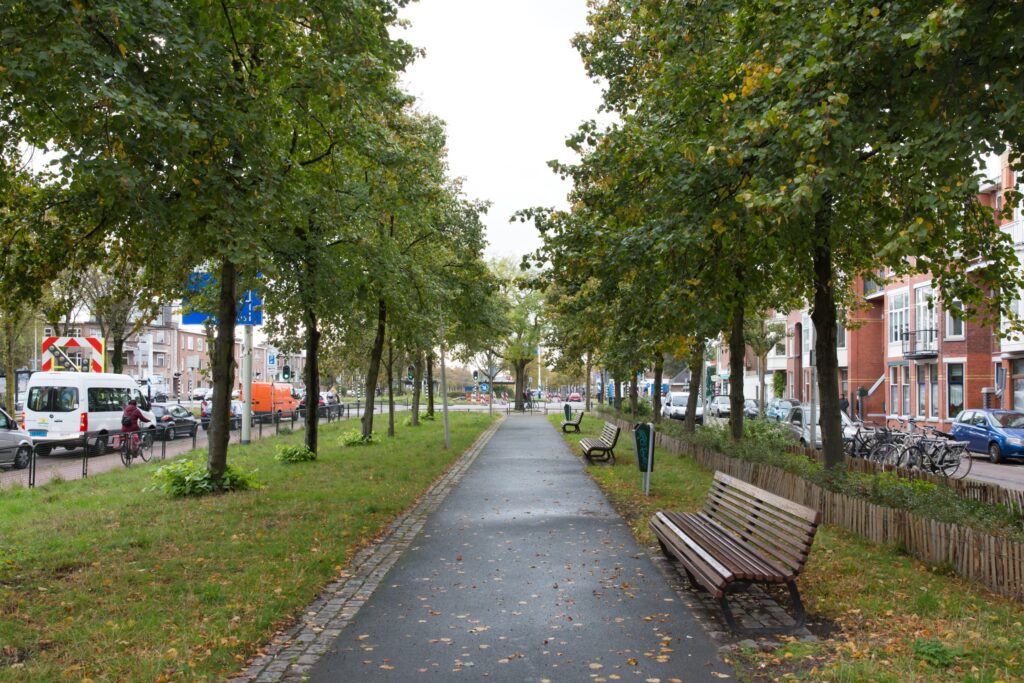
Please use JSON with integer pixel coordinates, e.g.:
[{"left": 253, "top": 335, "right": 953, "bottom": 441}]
[
  {"left": 480, "top": 382, "right": 490, "bottom": 393},
  {"left": 182, "top": 272, "right": 263, "bottom": 326}
]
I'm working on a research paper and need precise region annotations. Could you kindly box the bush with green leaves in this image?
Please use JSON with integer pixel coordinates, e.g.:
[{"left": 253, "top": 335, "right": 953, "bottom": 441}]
[
  {"left": 340, "top": 429, "right": 374, "bottom": 447},
  {"left": 151, "top": 459, "right": 261, "bottom": 497},
  {"left": 274, "top": 445, "right": 316, "bottom": 464},
  {"left": 911, "top": 638, "right": 961, "bottom": 668}
]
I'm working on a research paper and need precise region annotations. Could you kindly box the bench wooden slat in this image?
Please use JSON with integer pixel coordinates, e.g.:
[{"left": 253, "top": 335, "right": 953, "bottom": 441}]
[
  {"left": 666, "top": 512, "right": 790, "bottom": 582},
  {"left": 708, "top": 479, "right": 818, "bottom": 536},
  {"left": 714, "top": 472, "right": 820, "bottom": 524},
  {"left": 704, "top": 490, "right": 813, "bottom": 571}
]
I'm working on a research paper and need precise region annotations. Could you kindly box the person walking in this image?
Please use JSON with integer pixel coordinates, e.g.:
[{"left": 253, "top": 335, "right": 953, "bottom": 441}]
[{"left": 839, "top": 394, "right": 850, "bottom": 415}]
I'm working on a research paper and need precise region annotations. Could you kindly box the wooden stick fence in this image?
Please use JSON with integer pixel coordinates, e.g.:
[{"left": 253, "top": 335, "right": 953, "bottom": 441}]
[{"left": 601, "top": 415, "right": 1024, "bottom": 600}]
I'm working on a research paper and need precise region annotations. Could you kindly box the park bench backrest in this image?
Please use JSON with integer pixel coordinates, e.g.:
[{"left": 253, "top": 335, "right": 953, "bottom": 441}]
[
  {"left": 600, "top": 422, "right": 620, "bottom": 445},
  {"left": 703, "top": 471, "right": 820, "bottom": 576}
]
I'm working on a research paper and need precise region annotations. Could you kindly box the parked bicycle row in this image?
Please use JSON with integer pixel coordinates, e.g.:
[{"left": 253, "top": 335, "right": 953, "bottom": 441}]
[{"left": 844, "top": 417, "right": 973, "bottom": 480}]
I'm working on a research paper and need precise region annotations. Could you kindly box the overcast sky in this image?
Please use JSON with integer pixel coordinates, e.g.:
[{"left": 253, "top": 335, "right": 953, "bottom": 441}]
[{"left": 397, "top": 0, "right": 604, "bottom": 262}]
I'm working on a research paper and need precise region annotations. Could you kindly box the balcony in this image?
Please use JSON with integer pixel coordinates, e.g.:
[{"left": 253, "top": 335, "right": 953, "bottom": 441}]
[
  {"left": 901, "top": 328, "right": 939, "bottom": 359},
  {"left": 1002, "top": 219, "right": 1024, "bottom": 246},
  {"left": 864, "top": 277, "right": 884, "bottom": 298}
]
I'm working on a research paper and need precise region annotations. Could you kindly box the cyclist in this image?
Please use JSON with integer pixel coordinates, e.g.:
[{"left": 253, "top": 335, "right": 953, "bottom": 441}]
[{"left": 121, "top": 398, "right": 150, "bottom": 457}]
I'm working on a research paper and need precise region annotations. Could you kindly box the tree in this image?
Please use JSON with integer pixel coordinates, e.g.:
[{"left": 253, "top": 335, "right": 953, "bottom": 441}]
[{"left": 744, "top": 315, "right": 787, "bottom": 417}]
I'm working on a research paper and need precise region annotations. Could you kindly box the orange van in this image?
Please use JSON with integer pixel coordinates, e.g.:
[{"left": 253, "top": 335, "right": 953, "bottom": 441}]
[{"left": 246, "top": 382, "right": 300, "bottom": 417}]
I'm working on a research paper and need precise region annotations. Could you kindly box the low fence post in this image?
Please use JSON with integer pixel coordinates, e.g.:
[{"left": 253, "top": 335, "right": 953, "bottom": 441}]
[
  {"left": 192, "top": 428, "right": 197, "bottom": 451},
  {"left": 28, "top": 445, "right": 37, "bottom": 488},
  {"left": 161, "top": 435, "right": 167, "bottom": 460},
  {"left": 81, "top": 435, "right": 88, "bottom": 479}
]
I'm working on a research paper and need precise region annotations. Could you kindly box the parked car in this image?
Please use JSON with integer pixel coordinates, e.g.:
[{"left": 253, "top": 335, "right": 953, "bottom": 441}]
[
  {"left": 707, "top": 395, "right": 731, "bottom": 418},
  {"left": 567, "top": 392, "right": 583, "bottom": 403},
  {"left": 950, "top": 409, "right": 1024, "bottom": 463},
  {"left": 23, "top": 371, "right": 156, "bottom": 456},
  {"left": 190, "top": 387, "right": 211, "bottom": 400},
  {"left": 661, "top": 392, "right": 704, "bottom": 424},
  {"left": 743, "top": 399, "right": 760, "bottom": 419},
  {"left": 201, "top": 400, "right": 244, "bottom": 430},
  {"left": 765, "top": 398, "right": 796, "bottom": 422},
  {"left": 781, "top": 404, "right": 857, "bottom": 448},
  {"left": 151, "top": 403, "right": 199, "bottom": 440},
  {"left": 298, "top": 395, "right": 326, "bottom": 414},
  {"left": 0, "top": 406, "right": 33, "bottom": 470}
]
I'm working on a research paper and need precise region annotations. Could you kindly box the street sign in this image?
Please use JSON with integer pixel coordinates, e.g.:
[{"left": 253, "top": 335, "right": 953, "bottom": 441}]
[
  {"left": 267, "top": 354, "right": 277, "bottom": 367},
  {"left": 480, "top": 382, "right": 489, "bottom": 393},
  {"left": 182, "top": 272, "right": 263, "bottom": 326}
]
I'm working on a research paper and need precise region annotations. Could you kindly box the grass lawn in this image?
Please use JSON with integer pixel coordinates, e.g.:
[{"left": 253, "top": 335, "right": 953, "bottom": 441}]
[
  {"left": 0, "top": 412, "right": 496, "bottom": 681},
  {"left": 554, "top": 414, "right": 1024, "bottom": 682}
]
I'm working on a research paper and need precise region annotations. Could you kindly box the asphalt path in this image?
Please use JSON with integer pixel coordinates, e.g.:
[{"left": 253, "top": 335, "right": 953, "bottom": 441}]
[{"left": 307, "top": 415, "right": 731, "bottom": 682}]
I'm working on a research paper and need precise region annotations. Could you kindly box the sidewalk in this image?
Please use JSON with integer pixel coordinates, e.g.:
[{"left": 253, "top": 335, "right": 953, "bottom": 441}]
[{"left": 247, "top": 415, "right": 733, "bottom": 681}]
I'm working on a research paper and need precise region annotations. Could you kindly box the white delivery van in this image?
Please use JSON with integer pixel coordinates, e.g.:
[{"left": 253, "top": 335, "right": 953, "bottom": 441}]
[{"left": 22, "top": 372, "right": 156, "bottom": 456}]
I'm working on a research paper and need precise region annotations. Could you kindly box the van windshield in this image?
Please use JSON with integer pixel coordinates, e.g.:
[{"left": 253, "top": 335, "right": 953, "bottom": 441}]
[{"left": 27, "top": 386, "right": 79, "bottom": 412}]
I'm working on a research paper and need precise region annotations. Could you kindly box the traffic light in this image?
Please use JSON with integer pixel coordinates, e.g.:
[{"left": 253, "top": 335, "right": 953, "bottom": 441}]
[
  {"left": 282, "top": 364, "right": 291, "bottom": 380},
  {"left": 473, "top": 370, "right": 479, "bottom": 381},
  {"left": 407, "top": 365, "right": 414, "bottom": 381}
]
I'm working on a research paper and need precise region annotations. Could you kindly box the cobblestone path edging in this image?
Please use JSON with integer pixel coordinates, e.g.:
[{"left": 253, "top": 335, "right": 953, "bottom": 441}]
[{"left": 232, "top": 417, "right": 504, "bottom": 682}]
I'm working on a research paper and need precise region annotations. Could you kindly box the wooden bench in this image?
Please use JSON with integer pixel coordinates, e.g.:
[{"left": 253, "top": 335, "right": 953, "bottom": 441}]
[
  {"left": 650, "top": 471, "right": 820, "bottom": 635},
  {"left": 580, "top": 422, "right": 620, "bottom": 464},
  {"left": 561, "top": 411, "right": 584, "bottom": 433}
]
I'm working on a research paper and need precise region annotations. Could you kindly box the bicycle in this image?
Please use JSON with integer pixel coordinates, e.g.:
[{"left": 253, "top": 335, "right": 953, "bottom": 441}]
[{"left": 114, "top": 430, "right": 153, "bottom": 466}]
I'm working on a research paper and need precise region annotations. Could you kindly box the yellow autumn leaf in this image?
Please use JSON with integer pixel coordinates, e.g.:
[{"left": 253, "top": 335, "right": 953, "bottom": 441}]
[
  {"left": 118, "top": 43, "right": 127, "bottom": 58},
  {"left": 870, "top": 7, "right": 880, "bottom": 17}
]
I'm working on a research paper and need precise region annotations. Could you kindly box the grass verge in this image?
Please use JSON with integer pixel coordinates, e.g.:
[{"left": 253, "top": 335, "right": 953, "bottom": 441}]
[
  {"left": 554, "top": 413, "right": 1024, "bottom": 682},
  {"left": 0, "top": 412, "right": 496, "bottom": 681}
]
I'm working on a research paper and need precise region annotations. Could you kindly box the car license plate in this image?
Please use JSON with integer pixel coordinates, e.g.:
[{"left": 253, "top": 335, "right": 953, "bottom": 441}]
[{"left": 29, "top": 430, "right": 47, "bottom": 437}]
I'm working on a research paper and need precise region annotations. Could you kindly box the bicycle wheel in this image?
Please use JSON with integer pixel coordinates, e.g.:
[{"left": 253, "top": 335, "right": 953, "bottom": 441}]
[
  {"left": 137, "top": 432, "right": 153, "bottom": 462},
  {"left": 870, "top": 441, "right": 896, "bottom": 464},
  {"left": 945, "top": 443, "right": 973, "bottom": 480},
  {"left": 120, "top": 440, "right": 132, "bottom": 467}
]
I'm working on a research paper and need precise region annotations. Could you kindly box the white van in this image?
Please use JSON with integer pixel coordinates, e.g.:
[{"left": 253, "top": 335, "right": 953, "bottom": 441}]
[{"left": 23, "top": 372, "right": 156, "bottom": 456}]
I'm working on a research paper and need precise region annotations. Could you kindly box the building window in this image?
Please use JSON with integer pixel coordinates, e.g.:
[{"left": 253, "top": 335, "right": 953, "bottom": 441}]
[
  {"left": 802, "top": 323, "right": 810, "bottom": 357},
  {"left": 946, "top": 300, "right": 964, "bottom": 339},
  {"left": 917, "top": 366, "right": 926, "bottom": 416},
  {"left": 1013, "top": 360, "right": 1024, "bottom": 411},
  {"left": 840, "top": 368, "right": 849, "bottom": 398},
  {"left": 156, "top": 331, "right": 165, "bottom": 344},
  {"left": 889, "top": 291, "right": 908, "bottom": 344},
  {"left": 902, "top": 365, "right": 911, "bottom": 416},
  {"left": 948, "top": 363, "right": 964, "bottom": 418},
  {"left": 915, "top": 285, "right": 936, "bottom": 350},
  {"left": 198, "top": 339, "right": 203, "bottom": 352},
  {"left": 929, "top": 364, "right": 939, "bottom": 418},
  {"left": 187, "top": 337, "right": 194, "bottom": 351},
  {"left": 155, "top": 353, "right": 165, "bottom": 368},
  {"left": 775, "top": 339, "right": 785, "bottom": 356},
  {"left": 836, "top": 321, "right": 846, "bottom": 349},
  {"left": 890, "top": 367, "right": 899, "bottom": 415}
]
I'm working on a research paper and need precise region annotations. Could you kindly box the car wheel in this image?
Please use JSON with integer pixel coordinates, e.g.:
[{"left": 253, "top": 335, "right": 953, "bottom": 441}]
[
  {"left": 35, "top": 445, "right": 51, "bottom": 457},
  {"left": 13, "top": 445, "right": 31, "bottom": 469},
  {"left": 87, "top": 435, "right": 107, "bottom": 457},
  {"left": 166, "top": 426, "right": 176, "bottom": 441},
  {"left": 989, "top": 442, "right": 1004, "bottom": 464}
]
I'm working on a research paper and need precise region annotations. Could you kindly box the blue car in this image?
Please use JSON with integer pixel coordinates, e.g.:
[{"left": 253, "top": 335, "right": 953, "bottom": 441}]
[{"left": 950, "top": 409, "right": 1024, "bottom": 463}]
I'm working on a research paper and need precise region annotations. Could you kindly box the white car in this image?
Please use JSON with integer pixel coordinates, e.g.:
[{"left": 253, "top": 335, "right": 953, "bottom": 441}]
[
  {"left": 661, "top": 393, "right": 704, "bottom": 423},
  {"left": 23, "top": 371, "right": 156, "bottom": 456}
]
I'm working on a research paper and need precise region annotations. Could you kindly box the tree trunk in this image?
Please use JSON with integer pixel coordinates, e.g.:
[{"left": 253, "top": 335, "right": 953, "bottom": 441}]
[
  {"left": 411, "top": 351, "right": 422, "bottom": 426},
  {"left": 207, "top": 259, "right": 238, "bottom": 482},
  {"left": 812, "top": 199, "right": 844, "bottom": 469},
  {"left": 111, "top": 335, "right": 126, "bottom": 373},
  {"left": 629, "top": 373, "right": 639, "bottom": 417},
  {"left": 597, "top": 368, "right": 605, "bottom": 404},
  {"left": 361, "top": 299, "right": 386, "bottom": 439},
  {"left": 426, "top": 353, "right": 435, "bottom": 417},
  {"left": 613, "top": 377, "right": 622, "bottom": 411},
  {"left": 652, "top": 356, "right": 663, "bottom": 424},
  {"left": 758, "top": 353, "right": 767, "bottom": 417},
  {"left": 1, "top": 313, "right": 16, "bottom": 413},
  {"left": 684, "top": 342, "right": 703, "bottom": 434},
  {"left": 513, "top": 359, "right": 529, "bottom": 410},
  {"left": 304, "top": 308, "right": 320, "bottom": 453},
  {"left": 386, "top": 341, "right": 395, "bottom": 437},
  {"left": 585, "top": 352, "right": 593, "bottom": 412},
  {"left": 729, "top": 305, "right": 746, "bottom": 442}
]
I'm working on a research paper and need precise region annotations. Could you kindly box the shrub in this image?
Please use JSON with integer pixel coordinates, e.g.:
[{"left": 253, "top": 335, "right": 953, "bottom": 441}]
[
  {"left": 911, "top": 638, "right": 960, "bottom": 668},
  {"left": 340, "top": 429, "right": 374, "bottom": 447},
  {"left": 276, "top": 427, "right": 293, "bottom": 436},
  {"left": 151, "top": 459, "right": 261, "bottom": 497},
  {"left": 274, "top": 445, "right": 316, "bottom": 463}
]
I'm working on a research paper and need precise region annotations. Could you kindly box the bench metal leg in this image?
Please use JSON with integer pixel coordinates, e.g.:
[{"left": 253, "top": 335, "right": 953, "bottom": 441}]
[{"left": 718, "top": 581, "right": 806, "bottom": 636}]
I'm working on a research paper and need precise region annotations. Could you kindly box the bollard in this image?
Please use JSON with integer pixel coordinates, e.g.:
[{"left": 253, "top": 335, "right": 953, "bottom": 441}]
[
  {"left": 192, "top": 428, "right": 197, "bottom": 451},
  {"left": 275, "top": 412, "right": 280, "bottom": 435},
  {"left": 258, "top": 417, "right": 263, "bottom": 439},
  {"left": 28, "top": 445, "right": 36, "bottom": 488},
  {"left": 161, "top": 435, "right": 167, "bottom": 460}
]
